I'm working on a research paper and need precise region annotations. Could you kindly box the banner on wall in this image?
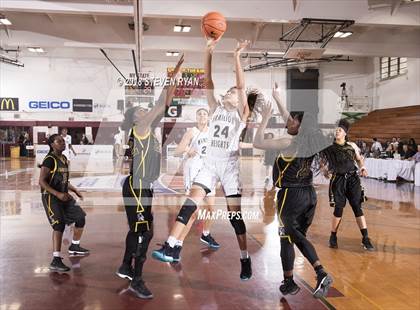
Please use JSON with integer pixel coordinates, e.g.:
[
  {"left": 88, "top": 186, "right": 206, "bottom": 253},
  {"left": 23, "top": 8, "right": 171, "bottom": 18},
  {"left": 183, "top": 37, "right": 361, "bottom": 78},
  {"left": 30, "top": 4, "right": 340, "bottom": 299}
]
[
  {"left": 27, "top": 100, "right": 71, "bottom": 111},
  {"left": 0, "top": 98, "right": 19, "bottom": 111},
  {"left": 73, "top": 99, "right": 93, "bottom": 112},
  {"left": 166, "top": 68, "right": 206, "bottom": 106}
]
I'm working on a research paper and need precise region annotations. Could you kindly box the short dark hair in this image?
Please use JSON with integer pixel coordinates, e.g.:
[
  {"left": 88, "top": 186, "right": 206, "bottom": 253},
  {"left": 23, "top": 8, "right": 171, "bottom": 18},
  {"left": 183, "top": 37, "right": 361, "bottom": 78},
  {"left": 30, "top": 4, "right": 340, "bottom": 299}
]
[
  {"left": 373, "top": 138, "right": 377, "bottom": 141},
  {"left": 290, "top": 111, "right": 304, "bottom": 123}
]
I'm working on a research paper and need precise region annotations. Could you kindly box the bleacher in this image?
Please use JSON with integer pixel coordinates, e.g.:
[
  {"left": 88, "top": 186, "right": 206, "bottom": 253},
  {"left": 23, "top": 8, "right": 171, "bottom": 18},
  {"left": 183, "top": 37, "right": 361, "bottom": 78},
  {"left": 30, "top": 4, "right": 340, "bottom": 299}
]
[{"left": 348, "top": 105, "right": 420, "bottom": 144}]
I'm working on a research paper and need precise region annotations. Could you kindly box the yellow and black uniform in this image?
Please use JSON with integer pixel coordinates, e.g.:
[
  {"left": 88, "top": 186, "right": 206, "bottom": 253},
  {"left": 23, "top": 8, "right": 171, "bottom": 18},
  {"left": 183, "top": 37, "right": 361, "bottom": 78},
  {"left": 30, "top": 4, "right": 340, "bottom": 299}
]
[
  {"left": 322, "top": 142, "right": 364, "bottom": 217},
  {"left": 41, "top": 152, "right": 86, "bottom": 232},
  {"left": 121, "top": 127, "right": 161, "bottom": 278},
  {"left": 273, "top": 154, "right": 319, "bottom": 271}
]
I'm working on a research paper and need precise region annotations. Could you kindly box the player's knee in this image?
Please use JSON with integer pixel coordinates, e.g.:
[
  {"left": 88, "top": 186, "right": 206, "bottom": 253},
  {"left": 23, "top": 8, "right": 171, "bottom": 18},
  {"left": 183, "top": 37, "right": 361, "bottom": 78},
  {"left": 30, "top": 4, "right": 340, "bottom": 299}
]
[
  {"left": 52, "top": 222, "right": 65, "bottom": 233},
  {"left": 176, "top": 198, "right": 198, "bottom": 225},
  {"left": 229, "top": 216, "right": 246, "bottom": 235},
  {"left": 333, "top": 207, "right": 344, "bottom": 218},
  {"left": 74, "top": 215, "right": 86, "bottom": 228},
  {"left": 351, "top": 204, "right": 364, "bottom": 217}
]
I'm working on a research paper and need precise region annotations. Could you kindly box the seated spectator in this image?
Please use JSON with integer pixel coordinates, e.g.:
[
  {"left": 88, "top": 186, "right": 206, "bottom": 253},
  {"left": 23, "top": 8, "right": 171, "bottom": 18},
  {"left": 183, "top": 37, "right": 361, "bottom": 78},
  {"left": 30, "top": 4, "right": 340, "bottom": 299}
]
[
  {"left": 80, "top": 134, "right": 89, "bottom": 145},
  {"left": 386, "top": 143, "right": 397, "bottom": 158},
  {"left": 400, "top": 143, "right": 416, "bottom": 160},
  {"left": 360, "top": 141, "right": 369, "bottom": 158},
  {"left": 410, "top": 145, "right": 420, "bottom": 163},
  {"left": 371, "top": 138, "right": 382, "bottom": 157},
  {"left": 408, "top": 138, "right": 417, "bottom": 152}
]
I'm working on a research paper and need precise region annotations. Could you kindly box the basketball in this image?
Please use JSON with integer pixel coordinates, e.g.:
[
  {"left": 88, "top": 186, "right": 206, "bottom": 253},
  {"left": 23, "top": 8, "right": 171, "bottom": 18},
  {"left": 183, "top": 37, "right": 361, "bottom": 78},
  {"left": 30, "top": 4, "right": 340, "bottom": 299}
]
[{"left": 201, "top": 12, "right": 227, "bottom": 40}]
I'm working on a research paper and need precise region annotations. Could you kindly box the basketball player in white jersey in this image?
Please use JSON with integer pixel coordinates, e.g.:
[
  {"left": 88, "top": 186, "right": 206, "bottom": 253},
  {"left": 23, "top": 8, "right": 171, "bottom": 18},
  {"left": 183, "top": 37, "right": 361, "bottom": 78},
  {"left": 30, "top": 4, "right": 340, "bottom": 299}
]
[
  {"left": 172, "top": 108, "right": 220, "bottom": 262},
  {"left": 152, "top": 38, "right": 252, "bottom": 280},
  {"left": 61, "top": 128, "right": 77, "bottom": 160}
]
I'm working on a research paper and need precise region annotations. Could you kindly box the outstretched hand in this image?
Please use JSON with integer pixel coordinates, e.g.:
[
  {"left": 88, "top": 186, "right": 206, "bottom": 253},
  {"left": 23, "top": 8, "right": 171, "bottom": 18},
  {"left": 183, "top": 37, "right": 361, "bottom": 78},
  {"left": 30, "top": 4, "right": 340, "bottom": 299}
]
[
  {"left": 206, "top": 37, "right": 220, "bottom": 53},
  {"left": 235, "top": 39, "right": 250, "bottom": 54},
  {"left": 272, "top": 82, "right": 281, "bottom": 101}
]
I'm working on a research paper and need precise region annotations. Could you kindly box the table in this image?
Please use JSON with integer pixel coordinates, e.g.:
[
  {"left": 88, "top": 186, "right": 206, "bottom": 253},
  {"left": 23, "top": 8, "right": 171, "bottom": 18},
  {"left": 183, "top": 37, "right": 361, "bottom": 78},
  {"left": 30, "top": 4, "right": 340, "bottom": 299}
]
[
  {"left": 364, "top": 158, "right": 415, "bottom": 182},
  {"left": 415, "top": 162, "right": 420, "bottom": 187}
]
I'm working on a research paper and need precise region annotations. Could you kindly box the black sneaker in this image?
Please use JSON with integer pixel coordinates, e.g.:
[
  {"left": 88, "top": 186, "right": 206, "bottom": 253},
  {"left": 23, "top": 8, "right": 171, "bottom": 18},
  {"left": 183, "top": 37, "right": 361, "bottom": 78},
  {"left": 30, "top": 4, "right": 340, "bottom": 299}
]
[
  {"left": 49, "top": 257, "right": 71, "bottom": 272},
  {"left": 279, "top": 278, "right": 300, "bottom": 295},
  {"left": 240, "top": 257, "right": 252, "bottom": 281},
  {"left": 200, "top": 234, "right": 220, "bottom": 249},
  {"left": 129, "top": 278, "right": 153, "bottom": 299},
  {"left": 68, "top": 243, "right": 90, "bottom": 255},
  {"left": 151, "top": 242, "right": 174, "bottom": 263},
  {"left": 362, "top": 237, "right": 375, "bottom": 251},
  {"left": 172, "top": 245, "right": 182, "bottom": 262},
  {"left": 313, "top": 272, "right": 333, "bottom": 298},
  {"left": 329, "top": 234, "right": 338, "bottom": 249},
  {"left": 116, "top": 264, "right": 134, "bottom": 281}
]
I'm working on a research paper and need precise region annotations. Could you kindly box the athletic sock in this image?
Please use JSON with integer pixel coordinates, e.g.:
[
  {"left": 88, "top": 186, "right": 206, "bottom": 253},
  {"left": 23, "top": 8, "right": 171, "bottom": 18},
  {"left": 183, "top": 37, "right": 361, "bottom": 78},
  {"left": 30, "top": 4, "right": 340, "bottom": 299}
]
[
  {"left": 53, "top": 251, "right": 61, "bottom": 258},
  {"left": 72, "top": 240, "right": 80, "bottom": 245},
  {"left": 167, "top": 236, "right": 177, "bottom": 248},
  {"left": 175, "top": 240, "right": 183, "bottom": 247},
  {"left": 360, "top": 228, "right": 368, "bottom": 238},
  {"left": 202, "top": 230, "right": 210, "bottom": 236},
  {"left": 240, "top": 250, "right": 249, "bottom": 259}
]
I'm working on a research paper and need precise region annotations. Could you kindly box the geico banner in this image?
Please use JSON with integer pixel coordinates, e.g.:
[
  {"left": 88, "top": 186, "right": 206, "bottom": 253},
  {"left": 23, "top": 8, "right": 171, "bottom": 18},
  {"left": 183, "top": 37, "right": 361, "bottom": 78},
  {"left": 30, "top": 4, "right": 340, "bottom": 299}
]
[
  {"left": 28, "top": 100, "right": 71, "bottom": 111},
  {"left": 35, "top": 144, "right": 113, "bottom": 165}
]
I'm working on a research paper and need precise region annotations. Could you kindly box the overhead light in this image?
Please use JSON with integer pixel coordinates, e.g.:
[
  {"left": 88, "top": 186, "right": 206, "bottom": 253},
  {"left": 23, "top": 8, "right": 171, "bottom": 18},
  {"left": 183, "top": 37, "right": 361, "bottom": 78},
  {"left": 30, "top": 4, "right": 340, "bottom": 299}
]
[
  {"left": 0, "top": 17, "right": 12, "bottom": 25},
  {"left": 334, "top": 31, "right": 353, "bottom": 38},
  {"left": 28, "top": 47, "right": 45, "bottom": 53},
  {"left": 166, "top": 51, "right": 179, "bottom": 57},
  {"left": 173, "top": 25, "right": 191, "bottom": 33}
]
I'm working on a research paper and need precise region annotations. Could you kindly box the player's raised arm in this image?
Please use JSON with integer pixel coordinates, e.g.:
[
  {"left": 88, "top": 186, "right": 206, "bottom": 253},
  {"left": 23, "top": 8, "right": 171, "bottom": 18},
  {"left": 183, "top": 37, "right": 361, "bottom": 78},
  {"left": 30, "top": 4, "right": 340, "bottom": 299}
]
[
  {"left": 272, "top": 82, "right": 292, "bottom": 124},
  {"left": 204, "top": 38, "right": 220, "bottom": 115},
  {"left": 234, "top": 40, "right": 250, "bottom": 119},
  {"left": 253, "top": 103, "right": 291, "bottom": 150},
  {"left": 143, "top": 54, "right": 184, "bottom": 128}
]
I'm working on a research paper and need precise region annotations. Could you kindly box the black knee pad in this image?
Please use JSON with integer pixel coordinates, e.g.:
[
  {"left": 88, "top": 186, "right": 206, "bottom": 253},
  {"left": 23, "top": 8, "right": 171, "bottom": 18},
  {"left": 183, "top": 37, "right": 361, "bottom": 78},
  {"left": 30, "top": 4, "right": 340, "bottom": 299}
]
[
  {"left": 352, "top": 204, "right": 364, "bottom": 217},
  {"left": 333, "top": 207, "right": 344, "bottom": 218},
  {"left": 229, "top": 215, "right": 246, "bottom": 235},
  {"left": 176, "top": 198, "right": 197, "bottom": 225},
  {"left": 226, "top": 194, "right": 241, "bottom": 198},
  {"left": 52, "top": 222, "right": 65, "bottom": 233},
  {"left": 74, "top": 215, "right": 86, "bottom": 228}
]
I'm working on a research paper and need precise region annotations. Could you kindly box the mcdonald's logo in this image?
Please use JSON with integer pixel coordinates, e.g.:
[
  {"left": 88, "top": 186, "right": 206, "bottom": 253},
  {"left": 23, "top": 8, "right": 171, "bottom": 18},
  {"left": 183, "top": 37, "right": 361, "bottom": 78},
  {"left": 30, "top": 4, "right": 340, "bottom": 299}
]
[{"left": 0, "top": 98, "right": 19, "bottom": 111}]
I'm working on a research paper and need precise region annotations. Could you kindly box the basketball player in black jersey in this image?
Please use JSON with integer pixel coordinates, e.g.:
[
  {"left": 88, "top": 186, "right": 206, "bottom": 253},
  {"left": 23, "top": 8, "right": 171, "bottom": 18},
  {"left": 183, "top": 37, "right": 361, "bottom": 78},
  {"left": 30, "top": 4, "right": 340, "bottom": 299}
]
[
  {"left": 39, "top": 134, "right": 88, "bottom": 272},
  {"left": 321, "top": 119, "right": 374, "bottom": 251},
  {"left": 253, "top": 84, "right": 333, "bottom": 298},
  {"left": 115, "top": 55, "right": 184, "bottom": 299}
]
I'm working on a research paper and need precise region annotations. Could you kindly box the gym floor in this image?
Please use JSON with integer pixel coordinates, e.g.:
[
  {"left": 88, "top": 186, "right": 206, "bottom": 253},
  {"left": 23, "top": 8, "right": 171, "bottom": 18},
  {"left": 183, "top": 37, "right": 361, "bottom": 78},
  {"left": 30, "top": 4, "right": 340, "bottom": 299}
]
[{"left": 0, "top": 157, "right": 419, "bottom": 310}]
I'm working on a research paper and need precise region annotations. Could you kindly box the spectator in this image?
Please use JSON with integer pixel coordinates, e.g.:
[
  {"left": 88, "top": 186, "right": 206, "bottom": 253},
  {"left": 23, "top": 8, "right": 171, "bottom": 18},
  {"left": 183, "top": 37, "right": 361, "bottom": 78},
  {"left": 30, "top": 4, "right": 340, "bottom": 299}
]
[
  {"left": 80, "top": 134, "right": 89, "bottom": 145},
  {"left": 408, "top": 138, "right": 417, "bottom": 152},
  {"left": 400, "top": 143, "right": 416, "bottom": 160},
  {"left": 61, "top": 128, "right": 77, "bottom": 160},
  {"left": 385, "top": 143, "right": 397, "bottom": 158},
  {"left": 371, "top": 138, "right": 382, "bottom": 157},
  {"left": 410, "top": 145, "right": 420, "bottom": 163},
  {"left": 113, "top": 128, "right": 124, "bottom": 158},
  {"left": 360, "top": 141, "right": 369, "bottom": 158}
]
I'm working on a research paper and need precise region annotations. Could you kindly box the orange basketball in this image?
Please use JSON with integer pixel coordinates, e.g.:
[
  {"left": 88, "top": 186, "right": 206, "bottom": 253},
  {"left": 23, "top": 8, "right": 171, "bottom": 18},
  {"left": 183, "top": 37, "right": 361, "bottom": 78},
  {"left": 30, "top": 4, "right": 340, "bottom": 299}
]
[{"left": 201, "top": 12, "right": 227, "bottom": 40}]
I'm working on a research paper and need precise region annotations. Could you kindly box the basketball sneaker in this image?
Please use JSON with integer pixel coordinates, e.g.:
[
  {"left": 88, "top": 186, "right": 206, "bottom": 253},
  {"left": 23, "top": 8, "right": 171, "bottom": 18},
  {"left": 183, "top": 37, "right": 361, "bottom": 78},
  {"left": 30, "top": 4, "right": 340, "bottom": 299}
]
[
  {"left": 279, "top": 278, "right": 300, "bottom": 295},
  {"left": 151, "top": 242, "right": 174, "bottom": 263},
  {"left": 200, "top": 234, "right": 220, "bottom": 248},
  {"left": 313, "top": 272, "right": 333, "bottom": 298},
  {"left": 129, "top": 278, "right": 153, "bottom": 299},
  {"left": 68, "top": 244, "right": 90, "bottom": 255},
  {"left": 240, "top": 257, "right": 252, "bottom": 280},
  {"left": 49, "top": 257, "right": 71, "bottom": 272},
  {"left": 116, "top": 263, "right": 134, "bottom": 281},
  {"left": 172, "top": 245, "right": 182, "bottom": 262},
  {"left": 329, "top": 234, "right": 338, "bottom": 249},
  {"left": 362, "top": 237, "right": 375, "bottom": 251}
]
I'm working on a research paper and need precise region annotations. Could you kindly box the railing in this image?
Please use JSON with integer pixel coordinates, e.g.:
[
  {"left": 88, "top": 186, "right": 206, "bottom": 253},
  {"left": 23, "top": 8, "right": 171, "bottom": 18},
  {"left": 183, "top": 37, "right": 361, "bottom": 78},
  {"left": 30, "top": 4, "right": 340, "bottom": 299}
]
[{"left": 340, "top": 96, "right": 373, "bottom": 113}]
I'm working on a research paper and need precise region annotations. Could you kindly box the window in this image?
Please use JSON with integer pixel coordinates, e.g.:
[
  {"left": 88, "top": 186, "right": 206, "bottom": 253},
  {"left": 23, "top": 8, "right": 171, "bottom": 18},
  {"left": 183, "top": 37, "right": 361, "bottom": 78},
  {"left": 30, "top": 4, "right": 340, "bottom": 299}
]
[{"left": 380, "top": 57, "right": 407, "bottom": 80}]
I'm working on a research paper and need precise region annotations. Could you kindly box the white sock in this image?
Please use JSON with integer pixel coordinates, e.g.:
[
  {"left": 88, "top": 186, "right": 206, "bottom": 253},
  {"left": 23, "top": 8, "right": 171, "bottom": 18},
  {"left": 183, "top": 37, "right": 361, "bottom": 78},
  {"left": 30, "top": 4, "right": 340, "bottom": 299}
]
[
  {"left": 167, "top": 236, "right": 177, "bottom": 248},
  {"left": 176, "top": 240, "right": 183, "bottom": 247},
  {"left": 53, "top": 251, "right": 61, "bottom": 258},
  {"left": 72, "top": 240, "right": 80, "bottom": 245},
  {"left": 202, "top": 230, "right": 210, "bottom": 236},
  {"left": 240, "top": 250, "right": 249, "bottom": 259}
]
